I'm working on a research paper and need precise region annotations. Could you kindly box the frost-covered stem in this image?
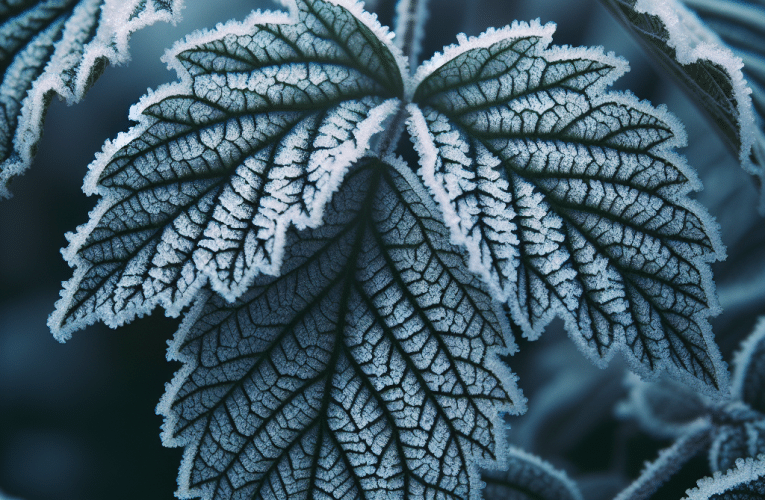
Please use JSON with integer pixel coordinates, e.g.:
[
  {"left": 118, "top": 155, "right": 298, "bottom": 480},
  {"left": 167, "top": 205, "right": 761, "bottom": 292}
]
[
  {"left": 394, "top": 0, "right": 430, "bottom": 70},
  {"left": 613, "top": 421, "right": 713, "bottom": 500},
  {"left": 370, "top": 0, "right": 430, "bottom": 158}
]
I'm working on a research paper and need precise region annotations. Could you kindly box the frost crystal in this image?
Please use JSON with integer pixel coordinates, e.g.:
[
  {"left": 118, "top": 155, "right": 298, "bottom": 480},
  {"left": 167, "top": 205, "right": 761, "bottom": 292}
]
[
  {"left": 601, "top": 0, "right": 765, "bottom": 212},
  {"left": 683, "top": 456, "right": 765, "bottom": 500}
]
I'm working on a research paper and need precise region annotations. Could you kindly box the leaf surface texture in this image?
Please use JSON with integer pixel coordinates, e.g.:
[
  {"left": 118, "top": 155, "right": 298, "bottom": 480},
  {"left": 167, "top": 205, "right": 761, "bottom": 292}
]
[
  {"left": 599, "top": 0, "right": 765, "bottom": 211},
  {"left": 158, "top": 157, "right": 522, "bottom": 500},
  {"left": 0, "top": 0, "right": 182, "bottom": 197},
  {"left": 407, "top": 23, "right": 727, "bottom": 393},
  {"left": 49, "top": 0, "right": 404, "bottom": 337}
]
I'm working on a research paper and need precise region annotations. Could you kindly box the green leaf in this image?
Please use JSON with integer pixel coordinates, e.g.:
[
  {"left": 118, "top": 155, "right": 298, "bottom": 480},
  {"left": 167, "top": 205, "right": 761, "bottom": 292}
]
[
  {"left": 158, "top": 157, "right": 523, "bottom": 500},
  {"left": 49, "top": 0, "right": 405, "bottom": 339},
  {"left": 407, "top": 22, "right": 728, "bottom": 394},
  {"left": 0, "top": 0, "right": 183, "bottom": 198}
]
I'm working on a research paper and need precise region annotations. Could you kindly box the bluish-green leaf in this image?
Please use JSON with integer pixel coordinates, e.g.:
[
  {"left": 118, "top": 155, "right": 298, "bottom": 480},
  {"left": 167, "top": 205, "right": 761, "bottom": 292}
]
[
  {"left": 158, "top": 157, "right": 523, "bottom": 500},
  {"left": 49, "top": 0, "right": 406, "bottom": 339},
  {"left": 407, "top": 22, "right": 728, "bottom": 394},
  {"left": 599, "top": 0, "right": 765, "bottom": 212}
]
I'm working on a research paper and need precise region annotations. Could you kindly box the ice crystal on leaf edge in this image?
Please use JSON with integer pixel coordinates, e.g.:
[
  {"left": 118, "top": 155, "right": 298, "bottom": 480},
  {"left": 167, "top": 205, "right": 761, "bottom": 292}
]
[
  {"left": 683, "top": 455, "right": 765, "bottom": 500},
  {"left": 600, "top": 0, "right": 765, "bottom": 212}
]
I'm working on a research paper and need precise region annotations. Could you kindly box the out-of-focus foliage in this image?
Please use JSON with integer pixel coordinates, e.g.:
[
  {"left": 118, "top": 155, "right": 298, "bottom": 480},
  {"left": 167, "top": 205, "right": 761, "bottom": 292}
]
[{"left": 619, "top": 318, "right": 765, "bottom": 489}]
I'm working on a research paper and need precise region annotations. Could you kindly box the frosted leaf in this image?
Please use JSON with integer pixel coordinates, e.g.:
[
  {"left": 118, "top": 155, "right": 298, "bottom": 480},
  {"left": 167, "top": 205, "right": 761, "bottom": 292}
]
[
  {"left": 408, "top": 22, "right": 728, "bottom": 394},
  {"left": 617, "top": 321, "right": 765, "bottom": 477},
  {"left": 481, "top": 446, "right": 583, "bottom": 500},
  {"left": 708, "top": 318, "right": 765, "bottom": 472},
  {"left": 683, "top": 456, "right": 765, "bottom": 500},
  {"left": 599, "top": 0, "right": 765, "bottom": 212},
  {"left": 157, "top": 157, "right": 523, "bottom": 500},
  {"left": 49, "top": 0, "right": 406, "bottom": 339},
  {"left": 731, "top": 317, "right": 765, "bottom": 413},
  {"left": 0, "top": 0, "right": 183, "bottom": 198}
]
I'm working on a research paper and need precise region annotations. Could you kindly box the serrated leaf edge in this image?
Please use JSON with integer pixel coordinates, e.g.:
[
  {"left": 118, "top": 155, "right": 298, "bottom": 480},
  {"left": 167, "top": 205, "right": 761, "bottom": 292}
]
[
  {"left": 406, "top": 23, "right": 729, "bottom": 396},
  {"left": 632, "top": 0, "right": 764, "bottom": 210},
  {"left": 683, "top": 455, "right": 765, "bottom": 499},
  {"left": 410, "top": 19, "right": 629, "bottom": 100}
]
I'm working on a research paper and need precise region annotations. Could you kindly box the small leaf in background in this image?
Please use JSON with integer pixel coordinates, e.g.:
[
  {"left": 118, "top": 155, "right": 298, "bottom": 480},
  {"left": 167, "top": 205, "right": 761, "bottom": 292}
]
[
  {"left": 708, "top": 317, "right": 765, "bottom": 472},
  {"left": 0, "top": 0, "right": 183, "bottom": 198},
  {"left": 616, "top": 373, "right": 709, "bottom": 439},
  {"left": 731, "top": 317, "right": 765, "bottom": 413},
  {"left": 599, "top": 0, "right": 765, "bottom": 212},
  {"left": 710, "top": 419, "right": 765, "bottom": 473},
  {"left": 407, "top": 21, "right": 728, "bottom": 395},
  {"left": 683, "top": 456, "right": 765, "bottom": 500},
  {"left": 481, "top": 445, "right": 583, "bottom": 500},
  {"left": 158, "top": 157, "right": 523, "bottom": 500},
  {"left": 619, "top": 318, "right": 765, "bottom": 477},
  {"left": 49, "top": 0, "right": 405, "bottom": 339}
]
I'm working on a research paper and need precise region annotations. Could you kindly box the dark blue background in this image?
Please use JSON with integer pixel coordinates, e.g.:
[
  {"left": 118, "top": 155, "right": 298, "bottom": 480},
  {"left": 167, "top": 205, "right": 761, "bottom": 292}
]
[{"left": 1, "top": 0, "right": 763, "bottom": 499}]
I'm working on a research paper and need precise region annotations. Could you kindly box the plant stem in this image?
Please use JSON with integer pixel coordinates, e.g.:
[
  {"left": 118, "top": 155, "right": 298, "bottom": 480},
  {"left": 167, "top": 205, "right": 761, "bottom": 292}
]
[
  {"left": 373, "top": 0, "right": 431, "bottom": 158},
  {"left": 613, "top": 420, "right": 713, "bottom": 500},
  {"left": 394, "top": 0, "right": 430, "bottom": 71}
]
